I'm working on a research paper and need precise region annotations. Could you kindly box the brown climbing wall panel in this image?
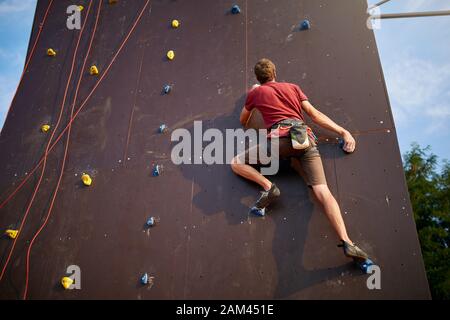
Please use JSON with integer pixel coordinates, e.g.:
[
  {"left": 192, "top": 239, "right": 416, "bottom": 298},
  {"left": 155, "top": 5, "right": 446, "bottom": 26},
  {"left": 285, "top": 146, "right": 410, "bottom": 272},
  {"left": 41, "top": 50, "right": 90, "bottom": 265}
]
[{"left": 0, "top": 0, "right": 430, "bottom": 299}]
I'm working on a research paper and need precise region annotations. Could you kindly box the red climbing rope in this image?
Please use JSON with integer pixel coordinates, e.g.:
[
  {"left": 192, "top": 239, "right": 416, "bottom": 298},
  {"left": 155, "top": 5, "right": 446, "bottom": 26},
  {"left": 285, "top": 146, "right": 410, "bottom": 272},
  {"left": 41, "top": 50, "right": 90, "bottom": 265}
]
[
  {"left": 0, "top": 0, "right": 54, "bottom": 131},
  {"left": 0, "top": 0, "right": 151, "bottom": 212},
  {"left": 0, "top": 0, "right": 94, "bottom": 284},
  {"left": 23, "top": 0, "right": 103, "bottom": 300}
]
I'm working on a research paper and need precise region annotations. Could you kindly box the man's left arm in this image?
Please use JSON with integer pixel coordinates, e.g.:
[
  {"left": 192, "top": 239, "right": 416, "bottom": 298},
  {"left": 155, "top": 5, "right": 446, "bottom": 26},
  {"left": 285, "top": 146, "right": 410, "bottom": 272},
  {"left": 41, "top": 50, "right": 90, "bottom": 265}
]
[
  {"left": 302, "top": 100, "right": 356, "bottom": 153},
  {"left": 240, "top": 107, "right": 252, "bottom": 126}
]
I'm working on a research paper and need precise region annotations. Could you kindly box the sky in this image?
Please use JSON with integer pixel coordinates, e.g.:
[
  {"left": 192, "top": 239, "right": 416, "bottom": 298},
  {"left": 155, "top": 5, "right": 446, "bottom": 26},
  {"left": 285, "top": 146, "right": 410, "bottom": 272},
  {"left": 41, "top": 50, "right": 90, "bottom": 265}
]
[
  {"left": 367, "top": 0, "right": 450, "bottom": 167},
  {"left": 0, "top": 0, "right": 449, "bottom": 166}
]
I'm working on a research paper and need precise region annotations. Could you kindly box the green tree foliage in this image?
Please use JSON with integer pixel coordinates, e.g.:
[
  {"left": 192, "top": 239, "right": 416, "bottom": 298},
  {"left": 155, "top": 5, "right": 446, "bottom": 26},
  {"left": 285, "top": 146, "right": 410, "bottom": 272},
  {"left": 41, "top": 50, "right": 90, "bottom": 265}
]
[{"left": 403, "top": 143, "right": 450, "bottom": 300}]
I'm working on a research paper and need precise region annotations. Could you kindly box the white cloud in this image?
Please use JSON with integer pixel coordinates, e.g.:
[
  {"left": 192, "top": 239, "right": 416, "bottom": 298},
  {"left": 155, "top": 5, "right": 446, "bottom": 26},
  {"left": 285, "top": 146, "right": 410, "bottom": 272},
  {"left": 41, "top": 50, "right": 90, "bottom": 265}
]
[
  {"left": 384, "top": 55, "right": 450, "bottom": 135},
  {"left": 424, "top": 105, "right": 450, "bottom": 134},
  {"left": 0, "top": 0, "right": 35, "bottom": 15}
]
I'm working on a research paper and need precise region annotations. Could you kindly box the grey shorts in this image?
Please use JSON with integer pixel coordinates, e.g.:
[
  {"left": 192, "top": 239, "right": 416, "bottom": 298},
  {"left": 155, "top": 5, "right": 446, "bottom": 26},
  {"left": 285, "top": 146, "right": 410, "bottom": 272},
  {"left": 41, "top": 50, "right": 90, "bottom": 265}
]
[{"left": 235, "top": 137, "right": 327, "bottom": 187}]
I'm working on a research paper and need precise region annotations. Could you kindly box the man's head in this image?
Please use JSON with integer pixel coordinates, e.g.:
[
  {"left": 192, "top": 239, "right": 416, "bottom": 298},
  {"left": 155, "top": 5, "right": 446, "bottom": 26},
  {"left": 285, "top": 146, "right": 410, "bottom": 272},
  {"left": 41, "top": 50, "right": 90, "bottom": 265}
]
[{"left": 254, "top": 58, "right": 276, "bottom": 84}]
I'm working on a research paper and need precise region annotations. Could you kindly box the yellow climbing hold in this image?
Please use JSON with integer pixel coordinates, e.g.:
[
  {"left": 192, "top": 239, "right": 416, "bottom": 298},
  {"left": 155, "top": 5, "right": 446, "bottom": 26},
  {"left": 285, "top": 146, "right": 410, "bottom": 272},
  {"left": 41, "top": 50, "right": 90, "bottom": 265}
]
[
  {"left": 171, "top": 20, "right": 180, "bottom": 28},
  {"left": 47, "top": 48, "right": 56, "bottom": 57},
  {"left": 90, "top": 65, "right": 99, "bottom": 75},
  {"left": 78, "top": 5, "right": 84, "bottom": 11},
  {"left": 61, "top": 277, "right": 74, "bottom": 289},
  {"left": 167, "top": 50, "right": 175, "bottom": 61},
  {"left": 41, "top": 124, "right": 51, "bottom": 133},
  {"left": 5, "top": 229, "right": 18, "bottom": 239},
  {"left": 81, "top": 173, "right": 92, "bottom": 186}
]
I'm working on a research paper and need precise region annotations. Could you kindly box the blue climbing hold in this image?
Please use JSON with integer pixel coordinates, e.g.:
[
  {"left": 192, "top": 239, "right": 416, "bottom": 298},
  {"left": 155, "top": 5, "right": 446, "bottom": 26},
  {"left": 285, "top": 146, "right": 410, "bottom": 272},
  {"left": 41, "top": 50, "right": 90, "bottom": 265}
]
[
  {"left": 231, "top": 5, "right": 241, "bottom": 14},
  {"left": 358, "top": 259, "right": 374, "bottom": 274},
  {"left": 141, "top": 273, "right": 149, "bottom": 285},
  {"left": 338, "top": 138, "right": 351, "bottom": 154},
  {"left": 159, "top": 124, "right": 168, "bottom": 133},
  {"left": 152, "top": 165, "right": 162, "bottom": 176},
  {"left": 300, "top": 19, "right": 311, "bottom": 30},
  {"left": 163, "top": 84, "right": 171, "bottom": 94},
  {"left": 146, "top": 217, "right": 155, "bottom": 227},
  {"left": 249, "top": 206, "right": 265, "bottom": 217}
]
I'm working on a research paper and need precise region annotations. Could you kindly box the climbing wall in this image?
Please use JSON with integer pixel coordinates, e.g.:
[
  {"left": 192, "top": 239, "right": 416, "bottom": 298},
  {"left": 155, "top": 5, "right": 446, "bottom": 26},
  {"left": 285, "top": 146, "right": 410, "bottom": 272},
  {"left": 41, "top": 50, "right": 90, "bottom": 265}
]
[{"left": 0, "top": 0, "right": 430, "bottom": 299}]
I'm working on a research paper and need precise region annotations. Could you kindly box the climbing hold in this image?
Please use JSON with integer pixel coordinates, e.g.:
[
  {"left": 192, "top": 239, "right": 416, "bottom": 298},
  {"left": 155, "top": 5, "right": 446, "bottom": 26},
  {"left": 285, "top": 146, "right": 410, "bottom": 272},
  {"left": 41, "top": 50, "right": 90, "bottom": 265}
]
[
  {"left": 5, "top": 229, "right": 18, "bottom": 239},
  {"left": 338, "top": 138, "right": 350, "bottom": 154},
  {"left": 171, "top": 19, "right": 180, "bottom": 28},
  {"left": 141, "top": 273, "right": 154, "bottom": 285},
  {"left": 141, "top": 273, "right": 148, "bottom": 285},
  {"left": 78, "top": 5, "right": 84, "bottom": 11},
  {"left": 146, "top": 217, "right": 155, "bottom": 227},
  {"left": 152, "top": 165, "right": 162, "bottom": 177},
  {"left": 81, "top": 173, "right": 92, "bottom": 186},
  {"left": 47, "top": 48, "right": 56, "bottom": 57},
  {"left": 158, "top": 124, "right": 168, "bottom": 133},
  {"left": 231, "top": 5, "right": 241, "bottom": 14},
  {"left": 61, "top": 277, "right": 74, "bottom": 289},
  {"left": 163, "top": 84, "right": 172, "bottom": 94},
  {"left": 356, "top": 258, "right": 374, "bottom": 274},
  {"left": 250, "top": 206, "right": 265, "bottom": 217},
  {"left": 90, "top": 65, "right": 99, "bottom": 75},
  {"left": 108, "top": 0, "right": 118, "bottom": 4},
  {"left": 166, "top": 50, "right": 175, "bottom": 61},
  {"left": 41, "top": 124, "right": 51, "bottom": 133},
  {"left": 300, "top": 19, "right": 311, "bottom": 30}
]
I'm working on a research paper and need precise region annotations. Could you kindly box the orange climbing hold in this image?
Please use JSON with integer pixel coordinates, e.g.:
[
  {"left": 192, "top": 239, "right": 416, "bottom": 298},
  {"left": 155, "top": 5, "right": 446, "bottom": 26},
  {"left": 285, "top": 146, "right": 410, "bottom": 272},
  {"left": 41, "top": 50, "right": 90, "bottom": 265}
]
[
  {"left": 61, "top": 277, "right": 74, "bottom": 289},
  {"left": 108, "top": 0, "right": 118, "bottom": 4},
  {"left": 5, "top": 229, "right": 18, "bottom": 239},
  {"left": 81, "top": 173, "right": 92, "bottom": 186},
  {"left": 47, "top": 48, "right": 56, "bottom": 57},
  {"left": 171, "top": 20, "right": 180, "bottom": 28},
  {"left": 90, "top": 65, "right": 99, "bottom": 75},
  {"left": 41, "top": 124, "right": 51, "bottom": 133},
  {"left": 167, "top": 50, "right": 175, "bottom": 60}
]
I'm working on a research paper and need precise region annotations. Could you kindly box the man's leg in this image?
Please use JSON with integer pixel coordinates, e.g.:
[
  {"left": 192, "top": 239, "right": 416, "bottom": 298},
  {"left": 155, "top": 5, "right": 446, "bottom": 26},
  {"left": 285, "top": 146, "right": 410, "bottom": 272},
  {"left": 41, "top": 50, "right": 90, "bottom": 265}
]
[
  {"left": 311, "top": 184, "right": 352, "bottom": 244},
  {"left": 230, "top": 159, "right": 272, "bottom": 191},
  {"left": 310, "top": 183, "right": 369, "bottom": 260},
  {"left": 293, "top": 148, "right": 353, "bottom": 243},
  {"left": 231, "top": 145, "right": 272, "bottom": 191},
  {"left": 231, "top": 144, "right": 281, "bottom": 212}
]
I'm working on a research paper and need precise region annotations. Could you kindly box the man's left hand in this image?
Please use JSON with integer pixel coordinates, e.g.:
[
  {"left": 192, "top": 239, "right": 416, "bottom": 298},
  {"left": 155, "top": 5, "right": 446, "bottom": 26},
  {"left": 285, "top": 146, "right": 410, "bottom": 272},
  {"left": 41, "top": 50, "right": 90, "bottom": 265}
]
[{"left": 342, "top": 130, "right": 356, "bottom": 153}]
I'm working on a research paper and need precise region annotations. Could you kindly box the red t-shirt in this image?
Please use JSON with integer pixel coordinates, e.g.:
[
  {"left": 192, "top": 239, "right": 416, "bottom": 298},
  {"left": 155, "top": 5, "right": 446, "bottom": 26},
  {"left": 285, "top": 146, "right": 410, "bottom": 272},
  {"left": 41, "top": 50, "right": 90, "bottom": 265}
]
[{"left": 244, "top": 82, "right": 309, "bottom": 128}]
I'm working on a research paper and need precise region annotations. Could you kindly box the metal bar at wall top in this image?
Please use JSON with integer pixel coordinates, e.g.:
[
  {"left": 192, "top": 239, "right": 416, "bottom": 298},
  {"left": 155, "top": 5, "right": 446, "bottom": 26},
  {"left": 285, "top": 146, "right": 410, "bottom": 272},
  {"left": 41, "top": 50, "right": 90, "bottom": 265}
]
[{"left": 371, "top": 10, "right": 450, "bottom": 19}]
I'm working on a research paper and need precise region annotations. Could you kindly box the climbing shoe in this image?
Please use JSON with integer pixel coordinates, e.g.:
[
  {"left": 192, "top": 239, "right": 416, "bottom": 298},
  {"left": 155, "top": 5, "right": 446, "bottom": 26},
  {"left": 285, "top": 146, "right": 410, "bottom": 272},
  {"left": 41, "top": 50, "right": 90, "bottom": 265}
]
[
  {"left": 253, "top": 184, "right": 280, "bottom": 210},
  {"left": 338, "top": 240, "right": 369, "bottom": 262}
]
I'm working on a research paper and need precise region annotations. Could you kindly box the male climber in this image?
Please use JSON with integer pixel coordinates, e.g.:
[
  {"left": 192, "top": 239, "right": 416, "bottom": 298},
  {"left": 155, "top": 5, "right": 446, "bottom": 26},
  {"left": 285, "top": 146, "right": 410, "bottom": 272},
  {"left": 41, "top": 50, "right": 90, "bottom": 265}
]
[{"left": 231, "top": 58, "right": 369, "bottom": 261}]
